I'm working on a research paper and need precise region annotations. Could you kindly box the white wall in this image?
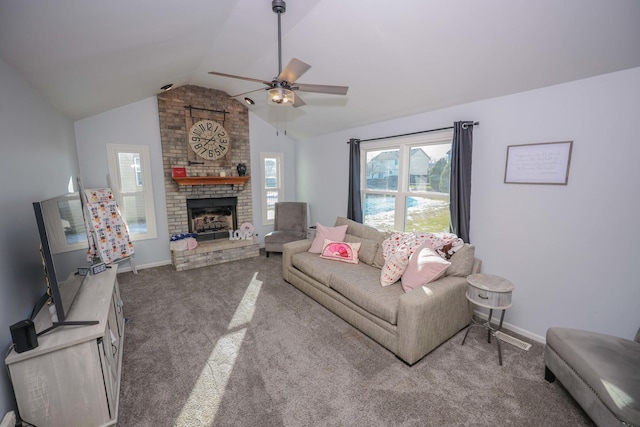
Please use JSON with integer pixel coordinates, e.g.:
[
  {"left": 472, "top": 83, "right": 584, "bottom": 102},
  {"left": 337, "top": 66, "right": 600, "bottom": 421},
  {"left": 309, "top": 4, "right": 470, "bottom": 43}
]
[
  {"left": 0, "top": 57, "right": 79, "bottom": 417},
  {"left": 297, "top": 67, "right": 640, "bottom": 342},
  {"left": 249, "top": 111, "right": 298, "bottom": 246},
  {"left": 74, "top": 97, "right": 171, "bottom": 269}
]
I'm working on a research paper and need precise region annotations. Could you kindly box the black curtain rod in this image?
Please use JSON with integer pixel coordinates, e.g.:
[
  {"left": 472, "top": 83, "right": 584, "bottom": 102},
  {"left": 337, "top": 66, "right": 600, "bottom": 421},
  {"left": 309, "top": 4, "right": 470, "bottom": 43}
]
[{"left": 348, "top": 121, "right": 479, "bottom": 144}]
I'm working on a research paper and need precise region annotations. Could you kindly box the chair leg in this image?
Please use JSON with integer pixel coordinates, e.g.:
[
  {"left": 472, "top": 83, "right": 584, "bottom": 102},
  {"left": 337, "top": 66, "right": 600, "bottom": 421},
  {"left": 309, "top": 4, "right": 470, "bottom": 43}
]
[
  {"left": 544, "top": 366, "right": 556, "bottom": 383},
  {"left": 266, "top": 251, "right": 269, "bottom": 258}
]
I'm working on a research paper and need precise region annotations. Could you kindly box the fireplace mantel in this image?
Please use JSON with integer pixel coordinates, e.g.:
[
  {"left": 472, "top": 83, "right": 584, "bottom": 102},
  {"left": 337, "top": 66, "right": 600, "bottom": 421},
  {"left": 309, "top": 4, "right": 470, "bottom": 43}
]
[{"left": 172, "top": 176, "right": 250, "bottom": 186}]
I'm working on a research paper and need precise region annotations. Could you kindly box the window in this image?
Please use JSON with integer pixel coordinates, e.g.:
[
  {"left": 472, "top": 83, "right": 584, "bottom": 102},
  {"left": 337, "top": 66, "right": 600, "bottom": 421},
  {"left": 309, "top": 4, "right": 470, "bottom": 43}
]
[
  {"left": 361, "top": 130, "right": 453, "bottom": 233},
  {"left": 261, "top": 152, "right": 283, "bottom": 225},
  {"left": 106, "top": 144, "right": 157, "bottom": 241}
]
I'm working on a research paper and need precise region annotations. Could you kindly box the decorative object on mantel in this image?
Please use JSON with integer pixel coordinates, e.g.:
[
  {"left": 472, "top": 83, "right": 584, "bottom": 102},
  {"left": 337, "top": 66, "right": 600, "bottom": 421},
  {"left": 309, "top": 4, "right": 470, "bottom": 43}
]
[
  {"left": 504, "top": 141, "right": 573, "bottom": 185},
  {"left": 171, "top": 167, "right": 187, "bottom": 178},
  {"left": 237, "top": 163, "right": 247, "bottom": 176},
  {"left": 172, "top": 176, "right": 250, "bottom": 186},
  {"left": 230, "top": 222, "right": 255, "bottom": 240}
]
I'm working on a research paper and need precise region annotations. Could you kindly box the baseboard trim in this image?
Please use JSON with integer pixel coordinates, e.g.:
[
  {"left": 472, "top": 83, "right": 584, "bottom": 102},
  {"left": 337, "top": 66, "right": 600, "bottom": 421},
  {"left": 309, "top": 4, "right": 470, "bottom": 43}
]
[{"left": 473, "top": 309, "right": 546, "bottom": 344}]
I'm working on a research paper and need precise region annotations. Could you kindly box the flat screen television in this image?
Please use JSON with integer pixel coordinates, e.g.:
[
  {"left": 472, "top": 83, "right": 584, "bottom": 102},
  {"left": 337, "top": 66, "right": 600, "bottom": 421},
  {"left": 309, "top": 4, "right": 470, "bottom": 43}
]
[{"left": 33, "top": 193, "right": 98, "bottom": 328}]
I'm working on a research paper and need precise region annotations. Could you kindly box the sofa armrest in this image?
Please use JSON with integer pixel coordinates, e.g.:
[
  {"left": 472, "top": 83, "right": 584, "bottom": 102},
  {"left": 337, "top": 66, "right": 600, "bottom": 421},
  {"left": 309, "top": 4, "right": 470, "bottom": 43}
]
[
  {"left": 396, "top": 275, "right": 472, "bottom": 365},
  {"left": 282, "top": 239, "right": 313, "bottom": 281}
]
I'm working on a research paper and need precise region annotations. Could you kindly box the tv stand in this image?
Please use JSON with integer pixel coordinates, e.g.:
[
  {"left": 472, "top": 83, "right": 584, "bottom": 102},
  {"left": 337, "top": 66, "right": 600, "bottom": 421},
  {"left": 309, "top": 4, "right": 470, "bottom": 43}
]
[{"left": 5, "top": 267, "right": 124, "bottom": 427}]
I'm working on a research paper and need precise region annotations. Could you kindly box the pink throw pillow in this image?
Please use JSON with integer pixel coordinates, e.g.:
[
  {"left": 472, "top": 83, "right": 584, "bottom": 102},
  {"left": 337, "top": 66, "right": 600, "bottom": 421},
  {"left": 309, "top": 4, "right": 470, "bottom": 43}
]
[
  {"left": 319, "top": 240, "right": 361, "bottom": 264},
  {"left": 380, "top": 248, "right": 410, "bottom": 286},
  {"left": 401, "top": 241, "right": 451, "bottom": 292},
  {"left": 309, "top": 223, "right": 348, "bottom": 253}
]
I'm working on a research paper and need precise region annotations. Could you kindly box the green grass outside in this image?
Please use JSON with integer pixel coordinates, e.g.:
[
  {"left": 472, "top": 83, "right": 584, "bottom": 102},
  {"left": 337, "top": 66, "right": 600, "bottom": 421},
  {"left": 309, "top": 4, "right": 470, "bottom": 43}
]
[{"left": 405, "top": 204, "right": 450, "bottom": 233}]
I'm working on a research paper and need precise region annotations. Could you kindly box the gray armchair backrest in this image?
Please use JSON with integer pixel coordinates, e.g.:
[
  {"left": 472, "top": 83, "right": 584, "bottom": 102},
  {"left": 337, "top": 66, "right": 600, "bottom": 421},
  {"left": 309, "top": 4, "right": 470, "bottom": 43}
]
[{"left": 274, "top": 202, "right": 307, "bottom": 233}]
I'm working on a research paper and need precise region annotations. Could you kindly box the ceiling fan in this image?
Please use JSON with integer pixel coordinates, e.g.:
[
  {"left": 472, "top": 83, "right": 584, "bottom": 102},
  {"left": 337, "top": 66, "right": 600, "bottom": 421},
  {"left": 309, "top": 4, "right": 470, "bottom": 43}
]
[{"left": 208, "top": 0, "right": 349, "bottom": 107}]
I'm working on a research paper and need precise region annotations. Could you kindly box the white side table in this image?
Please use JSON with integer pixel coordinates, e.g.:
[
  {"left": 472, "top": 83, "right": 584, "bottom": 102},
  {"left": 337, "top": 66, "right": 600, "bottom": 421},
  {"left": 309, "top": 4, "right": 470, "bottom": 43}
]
[{"left": 461, "top": 273, "right": 515, "bottom": 365}]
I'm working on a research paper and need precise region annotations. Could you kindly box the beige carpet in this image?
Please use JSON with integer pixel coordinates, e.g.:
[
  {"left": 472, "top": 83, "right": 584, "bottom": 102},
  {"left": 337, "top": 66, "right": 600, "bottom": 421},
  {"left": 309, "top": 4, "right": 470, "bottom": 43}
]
[{"left": 116, "top": 251, "right": 594, "bottom": 427}]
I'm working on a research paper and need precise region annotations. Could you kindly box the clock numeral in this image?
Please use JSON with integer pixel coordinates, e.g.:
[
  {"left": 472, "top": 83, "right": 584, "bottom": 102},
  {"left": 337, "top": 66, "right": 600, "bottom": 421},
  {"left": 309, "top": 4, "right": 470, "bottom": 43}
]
[
  {"left": 192, "top": 128, "right": 203, "bottom": 137},
  {"left": 206, "top": 122, "right": 213, "bottom": 131},
  {"left": 217, "top": 144, "right": 227, "bottom": 152},
  {"left": 193, "top": 143, "right": 203, "bottom": 149},
  {"left": 191, "top": 136, "right": 201, "bottom": 142}
]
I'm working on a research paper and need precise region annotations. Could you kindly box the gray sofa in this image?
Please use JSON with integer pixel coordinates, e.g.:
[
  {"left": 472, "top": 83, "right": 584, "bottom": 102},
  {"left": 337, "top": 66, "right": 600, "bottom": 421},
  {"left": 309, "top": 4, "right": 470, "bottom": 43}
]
[
  {"left": 282, "top": 217, "right": 481, "bottom": 365},
  {"left": 544, "top": 327, "right": 640, "bottom": 426}
]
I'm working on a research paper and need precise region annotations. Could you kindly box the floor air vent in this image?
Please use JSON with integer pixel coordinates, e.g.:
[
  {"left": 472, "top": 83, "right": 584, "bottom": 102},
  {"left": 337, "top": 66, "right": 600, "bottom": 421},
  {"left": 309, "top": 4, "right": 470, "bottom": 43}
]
[{"left": 495, "top": 331, "right": 532, "bottom": 351}]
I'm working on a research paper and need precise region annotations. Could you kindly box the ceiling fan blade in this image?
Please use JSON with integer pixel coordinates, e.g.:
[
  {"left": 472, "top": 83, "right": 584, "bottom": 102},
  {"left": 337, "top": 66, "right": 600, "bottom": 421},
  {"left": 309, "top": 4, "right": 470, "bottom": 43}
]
[
  {"left": 295, "top": 83, "right": 349, "bottom": 95},
  {"left": 293, "top": 93, "right": 306, "bottom": 108},
  {"left": 208, "top": 70, "right": 271, "bottom": 86},
  {"left": 229, "top": 87, "right": 267, "bottom": 98},
  {"left": 277, "top": 58, "right": 311, "bottom": 83}
]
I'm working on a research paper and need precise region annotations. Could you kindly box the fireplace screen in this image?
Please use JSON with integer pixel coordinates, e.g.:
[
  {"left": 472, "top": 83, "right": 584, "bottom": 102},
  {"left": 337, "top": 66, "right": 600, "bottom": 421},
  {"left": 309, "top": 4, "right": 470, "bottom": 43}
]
[{"left": 187, "top": 197, "right": 237, "bottom": 240}]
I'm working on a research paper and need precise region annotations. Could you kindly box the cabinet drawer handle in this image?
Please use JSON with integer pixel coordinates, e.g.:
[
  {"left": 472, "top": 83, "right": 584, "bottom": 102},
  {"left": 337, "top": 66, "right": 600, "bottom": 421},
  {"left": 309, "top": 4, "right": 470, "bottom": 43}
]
[{"left": 478, "top": 294, "right": 489, "bottom": 299}]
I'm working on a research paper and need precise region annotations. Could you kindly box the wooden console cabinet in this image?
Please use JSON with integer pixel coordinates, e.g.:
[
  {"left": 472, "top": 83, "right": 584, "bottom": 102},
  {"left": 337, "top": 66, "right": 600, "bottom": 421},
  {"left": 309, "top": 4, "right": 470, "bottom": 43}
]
[{"left": 5, "top": 267, "right": 124, "bottom": 427}]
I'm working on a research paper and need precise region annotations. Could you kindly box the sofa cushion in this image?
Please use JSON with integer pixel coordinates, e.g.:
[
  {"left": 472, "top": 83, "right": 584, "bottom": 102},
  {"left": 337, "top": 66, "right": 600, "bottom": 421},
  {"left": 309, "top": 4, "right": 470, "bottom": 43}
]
[
  {"left": 344, "top": 234, "right": 377, "bottom": 266},
  {"left": 309, "top": 223, "right": 348, "bottom": 253},
  {"left": 445, "top": 244, "right": 475, "bottom": 277},
  {"left": 546, "top": 327, "right": 640, "bottom": 426},
  {"left": 290, "top": 251, "right": 335, "bottom": 286},
  {"left": 401, "top": 242, "right": 451, "bottom": 292},
  {"left": 320, "top": 240, "right": 361, "bottom": 264},
  {"left": 380, "top": 248, "right": 410, "bottom": 286},
  {"left": 328, "top": 265, "right": 403, "bottom": 325},
  {"left": 334, "top": 217, "right": 386, "bottom": 242},
  {"left": 334, "top": 217, "right": 388, "bottom": 267}
]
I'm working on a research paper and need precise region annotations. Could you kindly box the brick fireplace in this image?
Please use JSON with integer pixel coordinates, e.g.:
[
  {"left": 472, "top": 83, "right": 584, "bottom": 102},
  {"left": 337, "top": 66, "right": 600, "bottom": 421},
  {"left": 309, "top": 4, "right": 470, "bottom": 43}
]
[{"left": 157, "top": 85, "right": 259, "bottom": 270}]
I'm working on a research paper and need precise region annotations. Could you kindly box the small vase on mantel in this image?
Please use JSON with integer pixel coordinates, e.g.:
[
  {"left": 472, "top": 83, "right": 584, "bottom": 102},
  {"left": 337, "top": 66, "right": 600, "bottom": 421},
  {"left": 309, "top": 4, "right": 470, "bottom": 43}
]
[{"left": 237, "top": 163, "right": 247, "bottom": 176}]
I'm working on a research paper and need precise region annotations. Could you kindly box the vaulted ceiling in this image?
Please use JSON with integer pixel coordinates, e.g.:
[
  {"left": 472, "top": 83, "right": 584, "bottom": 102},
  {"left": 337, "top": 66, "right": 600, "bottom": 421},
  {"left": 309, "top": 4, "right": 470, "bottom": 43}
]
[{"left": 1, "top": 0, "right": 639, "bottom": 141}]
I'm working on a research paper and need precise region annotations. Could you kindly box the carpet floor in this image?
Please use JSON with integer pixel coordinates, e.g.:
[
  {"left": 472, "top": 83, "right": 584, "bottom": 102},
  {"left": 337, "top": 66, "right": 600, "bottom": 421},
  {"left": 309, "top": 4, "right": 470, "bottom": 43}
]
[{"left": 116, "top": 252, "right": 593, "bottom": 427}]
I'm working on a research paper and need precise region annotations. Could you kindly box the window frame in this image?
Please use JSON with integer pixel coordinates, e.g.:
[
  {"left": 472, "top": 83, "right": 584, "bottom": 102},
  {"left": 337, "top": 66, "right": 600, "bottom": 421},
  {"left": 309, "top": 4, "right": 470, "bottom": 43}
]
[
  {"left": 260, "top": 152, "right": 284, "bottom": 225},
  {"left": 360, "top": 130, "right": 454, "bottom": 232},
  {"left": 106, "top": 143, "right": 157, "bottom": 241}
]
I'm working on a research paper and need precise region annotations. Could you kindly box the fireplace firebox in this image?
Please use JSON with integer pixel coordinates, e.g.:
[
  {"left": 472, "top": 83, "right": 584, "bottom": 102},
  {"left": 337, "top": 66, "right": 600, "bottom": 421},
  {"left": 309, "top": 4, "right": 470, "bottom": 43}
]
[{"left": 187, "top": 197, "right": 237, "bottom": 241}]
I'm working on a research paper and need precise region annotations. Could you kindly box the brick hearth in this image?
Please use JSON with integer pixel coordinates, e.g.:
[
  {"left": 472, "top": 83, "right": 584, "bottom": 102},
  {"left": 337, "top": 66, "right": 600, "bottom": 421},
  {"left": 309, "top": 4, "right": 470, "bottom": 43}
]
[{"left": 157, "top": 85, "right": 258, "bottom": 270}]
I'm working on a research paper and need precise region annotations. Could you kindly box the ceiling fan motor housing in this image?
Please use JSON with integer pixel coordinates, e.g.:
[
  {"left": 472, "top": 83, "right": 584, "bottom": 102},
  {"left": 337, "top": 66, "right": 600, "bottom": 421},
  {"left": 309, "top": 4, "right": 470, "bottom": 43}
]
[{"left": 272, "top": 0, "right": 286, "bottom": 14}]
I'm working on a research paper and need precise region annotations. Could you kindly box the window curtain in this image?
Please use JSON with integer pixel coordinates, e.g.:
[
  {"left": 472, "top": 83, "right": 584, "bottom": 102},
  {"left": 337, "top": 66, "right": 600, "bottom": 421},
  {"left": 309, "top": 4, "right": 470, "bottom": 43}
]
[
  {"left": 347, "top": 138, "right": 363, "bottom": 222},
  {"left": 450, "top": 121, "right": 474, "bottom": 242}
]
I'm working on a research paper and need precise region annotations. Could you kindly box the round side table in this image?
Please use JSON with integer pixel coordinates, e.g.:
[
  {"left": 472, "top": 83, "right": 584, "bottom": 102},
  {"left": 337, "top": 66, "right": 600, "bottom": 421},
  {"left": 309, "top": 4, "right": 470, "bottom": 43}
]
[{"left": 461, "top": 273, "right": 514, "bottom": 365}]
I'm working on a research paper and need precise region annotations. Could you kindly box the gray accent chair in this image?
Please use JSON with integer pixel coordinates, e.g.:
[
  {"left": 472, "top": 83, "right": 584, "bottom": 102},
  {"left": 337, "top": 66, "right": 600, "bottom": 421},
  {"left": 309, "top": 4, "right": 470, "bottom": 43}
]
[
  {"left": 264, "top": 202, "right": 307, "bottom": 257},
  {"left": 544, "top": 326, "right": 640, "bottom": 426}
]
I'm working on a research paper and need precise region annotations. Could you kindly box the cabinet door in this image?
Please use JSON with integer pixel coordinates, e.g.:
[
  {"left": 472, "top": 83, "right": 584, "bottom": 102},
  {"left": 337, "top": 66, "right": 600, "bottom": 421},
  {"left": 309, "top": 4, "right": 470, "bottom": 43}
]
[
  {"left": 98, "top": 337, "right": 117, "bottom": 419},
  {"left": 10, "top": 341, "right": 111, "bottom": 427},
  {"left": 112, "top": 280, "right": 125, "bottom": 337}
]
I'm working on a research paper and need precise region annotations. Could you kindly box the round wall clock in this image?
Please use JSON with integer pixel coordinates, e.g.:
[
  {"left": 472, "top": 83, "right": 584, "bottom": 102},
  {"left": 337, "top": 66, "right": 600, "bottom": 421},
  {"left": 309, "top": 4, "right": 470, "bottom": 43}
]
[{"left": 188, "top": 119, "right": 230, "bottom": 160}]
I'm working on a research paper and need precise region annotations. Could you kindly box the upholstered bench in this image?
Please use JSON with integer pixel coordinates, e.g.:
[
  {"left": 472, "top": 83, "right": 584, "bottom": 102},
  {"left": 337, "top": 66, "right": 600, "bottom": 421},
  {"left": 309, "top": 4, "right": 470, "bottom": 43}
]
[{"left": 544, "top": 327, "right": 640, "bottom": 426}]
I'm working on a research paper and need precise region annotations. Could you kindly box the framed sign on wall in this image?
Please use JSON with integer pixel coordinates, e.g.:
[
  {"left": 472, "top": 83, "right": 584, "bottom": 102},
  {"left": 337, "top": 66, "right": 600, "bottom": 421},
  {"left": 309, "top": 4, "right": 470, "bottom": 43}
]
[{"left": 504, "top": 141, "right": 573, "bottom": 185}]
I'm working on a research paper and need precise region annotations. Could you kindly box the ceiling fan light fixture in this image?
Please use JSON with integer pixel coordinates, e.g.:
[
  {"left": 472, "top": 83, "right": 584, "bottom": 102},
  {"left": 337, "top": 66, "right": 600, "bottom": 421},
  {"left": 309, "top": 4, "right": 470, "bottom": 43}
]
[{"left": 267, "top": 87, "right": 295, "bottom": 105}]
